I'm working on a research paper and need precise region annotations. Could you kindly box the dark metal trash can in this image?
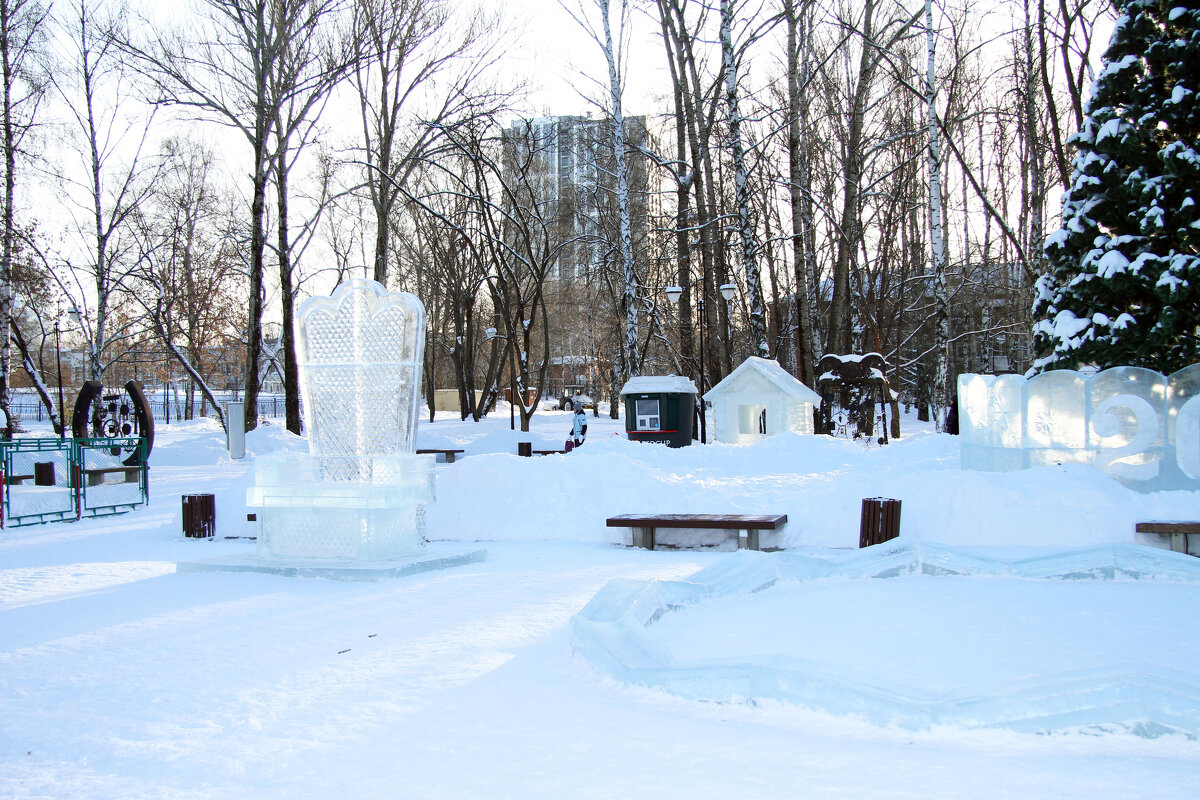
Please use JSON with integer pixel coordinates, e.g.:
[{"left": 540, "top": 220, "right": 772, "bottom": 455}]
[
  {"left": 517, "top": 442, "right": 532, "bottom": 457},
  {"left": 859, "top": 497, "right": 901, "bottom": 548},
  {"left": 182, "top": 493, "right": 216, "bottom": 539},
  {"left": 34, "top": 461, "right": 56, "bottom": 486}
]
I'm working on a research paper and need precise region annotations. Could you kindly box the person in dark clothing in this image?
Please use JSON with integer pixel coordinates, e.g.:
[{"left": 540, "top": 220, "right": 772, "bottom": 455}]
[{"left": 945, "top": 398, "right": 959, "bottom": 435}]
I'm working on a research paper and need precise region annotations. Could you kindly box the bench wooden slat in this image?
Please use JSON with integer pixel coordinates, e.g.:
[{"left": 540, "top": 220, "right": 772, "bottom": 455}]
[
  {"left": 606, "top": 513, "right": 786, "bottom": 530},
  {"left": 1136, "top": 521, "right": 1200, "bottom": 534},
  {"left": 1135, "top": 521, "right": 1199, "bottom": 556}
]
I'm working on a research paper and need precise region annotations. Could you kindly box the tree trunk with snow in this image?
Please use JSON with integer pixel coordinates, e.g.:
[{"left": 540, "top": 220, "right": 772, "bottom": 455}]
[
  {"left": 720, "top": 0, "right": 768, "bottom": 359},
  {"left": 785, "top": 0, "right": 818, "bottom": 385},
  {"left": 598, "top": 0, "right": 639, "bottom": 382},
  {"left": 925, "top": 0, "right": 950, "bottom": 419},
  {"left": 0, "top": 0, "right": 44, "bottom": 423}
]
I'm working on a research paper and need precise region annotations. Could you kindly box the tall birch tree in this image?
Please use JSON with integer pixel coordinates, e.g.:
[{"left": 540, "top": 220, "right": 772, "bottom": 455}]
[
  {"left": 924, "top": 0, "right": 949, "bottom": 418},
  {"left": 0, "top": 0, "right": 48, "bottom": 423},
  {"left": 720, "top": 0, "right": 770, "bottom": 359},
  {"left": 562, "top": 0, "right": 640, "bottom": 385},
  {"left": 784, "top": 0, "right": 819, "bottom": 385}
]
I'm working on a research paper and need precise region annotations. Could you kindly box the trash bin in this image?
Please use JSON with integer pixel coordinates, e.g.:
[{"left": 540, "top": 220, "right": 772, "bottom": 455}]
[
  {"left": 34, "top": 461, "right": 56, "bottom": 486},
  {"left": 859, "top": 497, "right": 901, "bottom": 548},
  {"left": 182, "top": 493, "right": 216, "bottom": 539}
]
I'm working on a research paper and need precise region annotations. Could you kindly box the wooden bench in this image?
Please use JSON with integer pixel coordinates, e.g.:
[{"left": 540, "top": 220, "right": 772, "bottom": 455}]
[
  {"left": 5, "top": 467, "right": 140, "bottom": 486},
  {"left": 517, "top": 443, "right": 567, "bottom": 457},
  {"left": 606, "top": 513, "right": 788, "bottom": 551},
  {"left": 416, "top": 448, "right": 465, "bottom": 463},
  {"left": 1135, "top": 521, "right": 1199, "bottom": 555}
]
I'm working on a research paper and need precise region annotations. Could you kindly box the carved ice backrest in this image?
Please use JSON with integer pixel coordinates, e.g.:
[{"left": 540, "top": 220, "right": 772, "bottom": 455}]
[{"left": 295, "top": 279, "right": 426, "bottom": 482}]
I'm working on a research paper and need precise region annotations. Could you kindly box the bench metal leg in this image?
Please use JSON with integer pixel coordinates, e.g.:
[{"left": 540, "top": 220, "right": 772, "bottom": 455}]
[
  {"left": 445, "top": 452, "right": 455, "bottom": 463},
  {"left": 632, "top": 526, "right": 656, "bottom": 550}
]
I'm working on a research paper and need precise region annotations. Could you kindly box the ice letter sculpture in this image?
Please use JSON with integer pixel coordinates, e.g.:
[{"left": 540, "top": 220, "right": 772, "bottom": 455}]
[
  {"left": 959, "top": 364, "right": 1200, "bottom": 492},
  {"left": 247, "top": 279, "right": 434, "bottom": 559}
]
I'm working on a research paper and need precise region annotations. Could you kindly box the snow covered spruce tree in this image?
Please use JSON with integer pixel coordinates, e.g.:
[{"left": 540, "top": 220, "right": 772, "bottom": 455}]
[{"left": 1032, "top": 0, "right": 1200, "bottom": 373}]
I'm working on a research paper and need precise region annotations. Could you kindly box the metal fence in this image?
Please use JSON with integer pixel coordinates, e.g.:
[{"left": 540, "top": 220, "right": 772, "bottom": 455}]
[
  {"left": 0, "top": 437, "right": 148, "bottom": 527},
  {"left": 7, "top": 395, "right": 290, "bottom": 426}
]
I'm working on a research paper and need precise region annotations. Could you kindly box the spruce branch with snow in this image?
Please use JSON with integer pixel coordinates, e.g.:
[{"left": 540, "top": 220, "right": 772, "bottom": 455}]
[{"left": 1033, "top": 0, "right": 1200, "bottom": 373}]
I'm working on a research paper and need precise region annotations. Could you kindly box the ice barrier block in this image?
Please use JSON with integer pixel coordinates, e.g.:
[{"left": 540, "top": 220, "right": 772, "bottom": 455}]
[
  {"left": 958, "top": 365, "right": 1200, "bottom": 491},
  {"left": 248, "top": 279, "right": 433, "bottom": 560},
  {"left": 570, "top": 541, "right": 1200, "bottom": 736}
]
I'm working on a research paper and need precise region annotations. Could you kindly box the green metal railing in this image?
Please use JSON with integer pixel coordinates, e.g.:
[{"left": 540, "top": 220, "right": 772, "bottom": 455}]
[{"left": 1, "top": 437, "right": 148, "bottom": 528}]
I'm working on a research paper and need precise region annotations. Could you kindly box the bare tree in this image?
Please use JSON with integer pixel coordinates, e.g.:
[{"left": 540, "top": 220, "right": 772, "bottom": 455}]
[
  {"left": 0, "top": 0, "right": 49, "bottom": 423},
  {"left": 131, "top": 137, "right": 243, "bottom": 429},
  {"left": 924, "top": 0, "right": 950, "bottom": 419},
  {"left": 562, "top": 0, "right": 641, "bottom": 386},
  {"left": 352, "top": 0, "right": 505, "bottom": 286},
  {"left": 784, "top": 0, "right": 819, "bottom": 385},
  {"left": 270, "top": 0, "right": 350, "bottom": 434},
  {"left": 719, "top": 0, "right": 774, "bottom": 359},
  {"left": 51, "top": 0, "right": 160, "bottom": 383},
  {"left": 117, "top": 0, "right": 327, "bottom": 431}
]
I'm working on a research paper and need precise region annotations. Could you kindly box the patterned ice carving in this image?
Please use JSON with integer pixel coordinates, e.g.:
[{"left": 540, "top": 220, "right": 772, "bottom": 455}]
[
  {"left": 297, "top": 279, "right": 426, "bottom": 480},
  {"left": 248, "top": 279, "right": 434, "bottom": 559},
  {"left": 958, "top": 365, "right": 1196, "bottom": 491}
]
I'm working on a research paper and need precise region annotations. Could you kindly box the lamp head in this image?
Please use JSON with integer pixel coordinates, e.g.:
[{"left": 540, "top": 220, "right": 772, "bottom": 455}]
[
  {"left": 664, "top": 286, "right": 683, "bottom": 305},
  {"left": 719, "top": 283, "right": 736, "bottom": 302}
]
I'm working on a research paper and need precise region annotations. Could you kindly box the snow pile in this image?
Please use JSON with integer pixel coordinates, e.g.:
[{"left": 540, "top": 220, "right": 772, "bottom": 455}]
[
  {"left": 420, "top": 413, "right": 1200, "bottom": 549},
  {"left": 572, "top": 542, "right": 1200, "bottom": 735},
  {"left": 3, "top": 409, "right": 1200, "bottom": 798}
]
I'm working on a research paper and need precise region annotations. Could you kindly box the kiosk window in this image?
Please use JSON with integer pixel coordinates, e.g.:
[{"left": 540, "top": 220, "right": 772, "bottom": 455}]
[{"left": 635, "top": 398, "right": 661, "bottom": 430}]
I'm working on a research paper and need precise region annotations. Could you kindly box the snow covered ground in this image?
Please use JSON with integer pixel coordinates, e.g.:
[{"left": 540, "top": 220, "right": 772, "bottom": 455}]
[{"left": 3, "top": 405, "right": 1200, "bottom": 798}]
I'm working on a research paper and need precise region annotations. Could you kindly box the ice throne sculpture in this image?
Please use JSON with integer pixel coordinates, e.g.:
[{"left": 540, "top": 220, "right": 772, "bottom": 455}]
[{"left": 247, "top": 279, "right": 434, "bottom": 559}]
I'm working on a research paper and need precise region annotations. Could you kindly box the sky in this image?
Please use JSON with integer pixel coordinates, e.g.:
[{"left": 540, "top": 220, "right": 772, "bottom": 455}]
[{"left": 500, "top": 0, "right": 671, "bottom": 119}]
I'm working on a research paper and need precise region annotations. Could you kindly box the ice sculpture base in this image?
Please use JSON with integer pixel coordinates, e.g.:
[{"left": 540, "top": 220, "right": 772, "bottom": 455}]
[
  {"left": 571, "top": 541, "right": 1200, "bottom": 736},
  {"left": 176, "top": 543, "right": 487, "bottom": 582},
  {"left": 248, "top": 452, "right": 435, "bottom": 560}
]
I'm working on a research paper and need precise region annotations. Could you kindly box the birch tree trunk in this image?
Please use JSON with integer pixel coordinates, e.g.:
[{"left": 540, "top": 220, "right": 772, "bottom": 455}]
[
  {"left": 720, "top": 0, "right": 768, "bottom": 359},
  {"left": 925, "top": 0, "right": 949, "bottom": 419},
  {"left": 785, "top": 0, "right": 818, "bottom": 385},
  {"left": 598, "top": 0, "right": 639, "bottom": 381}
]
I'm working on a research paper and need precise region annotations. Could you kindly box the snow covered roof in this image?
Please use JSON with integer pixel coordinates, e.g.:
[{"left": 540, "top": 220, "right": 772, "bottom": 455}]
[
  {"left": 703, "top": 357, "right": 821, "bottom": 403},
  {"left": 619, "top": 374, "right": 698, "bottom": 396}
]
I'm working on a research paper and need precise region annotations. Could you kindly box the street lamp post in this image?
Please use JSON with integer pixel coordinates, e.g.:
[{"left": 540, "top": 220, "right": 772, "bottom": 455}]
[
  {"left": 486, "top": 327, "right": 515, "bottom": 431},
  {"left": 54, "top": 315, "right": 64, "bottom": 439},
  {"left": 718, "top": 283, "right": 736, "bottom": 367},
  {"left": 58, "top": 307, "right": 82, "bottom": 439}
]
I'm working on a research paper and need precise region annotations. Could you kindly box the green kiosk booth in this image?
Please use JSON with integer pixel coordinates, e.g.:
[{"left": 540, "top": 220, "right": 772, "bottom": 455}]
[{"left": 619, "top": 375, "right": 698, "bottom": 447}]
